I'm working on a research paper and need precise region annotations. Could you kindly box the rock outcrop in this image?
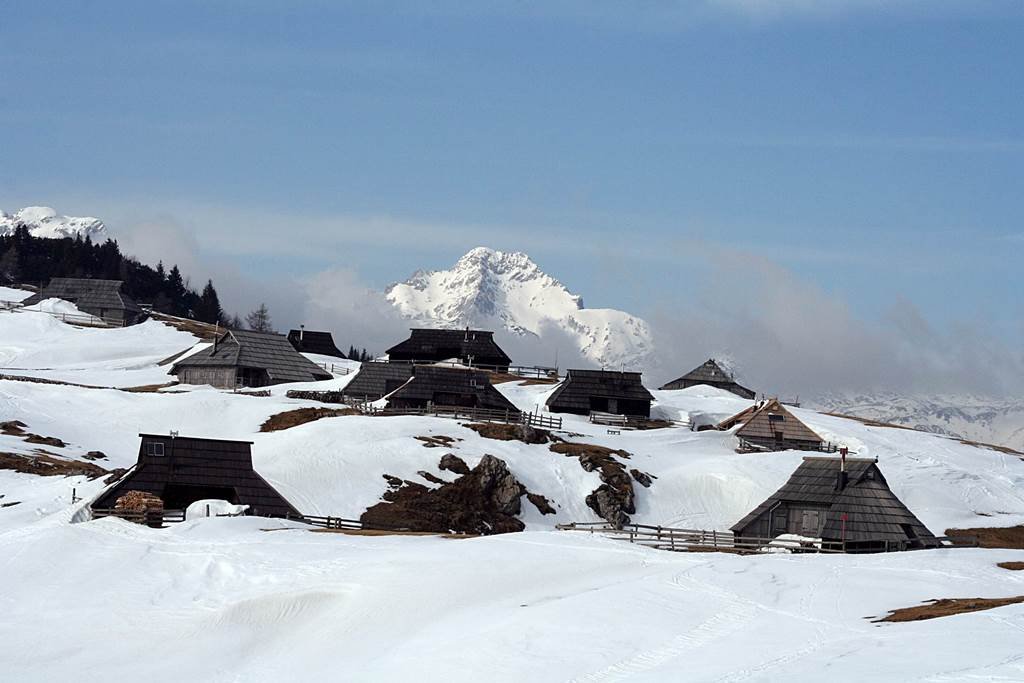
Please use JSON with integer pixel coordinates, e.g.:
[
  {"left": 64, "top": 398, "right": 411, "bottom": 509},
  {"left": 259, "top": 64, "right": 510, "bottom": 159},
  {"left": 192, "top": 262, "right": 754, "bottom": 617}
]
[{"left": 361, "top": 454, "right": 528, "bottom": 535}]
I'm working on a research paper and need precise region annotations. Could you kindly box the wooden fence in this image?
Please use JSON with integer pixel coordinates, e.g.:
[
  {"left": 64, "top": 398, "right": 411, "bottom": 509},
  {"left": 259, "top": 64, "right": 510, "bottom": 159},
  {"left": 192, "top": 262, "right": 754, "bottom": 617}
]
[
  {"left": 316, "top": 362, "right": 354, "bottom": 376},
  {"left": 556, "top": 521, "right": 978, "bottom": 555},
  {"left": 285, "top": 513, "right": 366, "bottom": 530},
  {"left": 357, "top": 403, "right": 562, "bottom": 430},
  {"left": 1, "top": 304, "right": 125, "bottom": 328},
  {"left": 91, "top": 507, "right": 187, "bottom": 526}
]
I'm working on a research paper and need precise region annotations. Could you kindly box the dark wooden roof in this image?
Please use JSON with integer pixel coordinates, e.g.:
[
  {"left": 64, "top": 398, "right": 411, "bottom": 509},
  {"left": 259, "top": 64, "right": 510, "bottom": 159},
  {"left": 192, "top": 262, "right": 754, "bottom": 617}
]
[
  {"left": 171, "top": 329, "right": 332, "bottom": 383},
  {"left": 92, "top": 434, "right": 298, "bottom": 517},
  {"left": 344, "top": 361, "right": 414, "bottom": 400},
  {"left": 287, "top": 329, "right": 345, "bottom": 358},
  {"left": 386, "top": 328, "right": 512, "bottom": 366},
  {"left": 22, "top": 277, "right": 142, "bottom": 313},
  {"left": 660, "top": 359, "right": 755, "bottom": 397},
  {"left": 546, "top": 369, "right": 654, "bottom": 412},
  {"left": 731, "top": 457, "right": 937, "bottom": 544},
  {"left": 734, "top": 399, "right": 823, "bottom": 445},
  {"left": 384, "top": 365, "right": 518, "bottom": 412}
]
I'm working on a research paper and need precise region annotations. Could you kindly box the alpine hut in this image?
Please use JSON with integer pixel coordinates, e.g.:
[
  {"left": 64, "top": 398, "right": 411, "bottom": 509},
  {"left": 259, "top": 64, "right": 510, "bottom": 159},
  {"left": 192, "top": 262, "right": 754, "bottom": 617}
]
[
  {"left": 546, "top": 369, "right": 654, "bottom": 418},
  {"left": 731, "top": 455, "right": 938, "bottom": 552},
  {"left": 719, "top": 399, "right": 826, "bottom": 452},
  {"left": 382, "top": 365, "right": 518, "bottom": 412},
  {"left": 171, "top": 329, "right": 332, "bottom": 389},
  {"left": 659, "top": 359, "right": 755, "bottom": 399},
  {"left": 92, "top": 434, "right": 299, "bottom": 518},
  {"left": 287, "top": 327, "right": 346, "bottom": 358},
  {"left": 386, "top": 328, "right": 512, "bottom": 371},
  {"left": 22, "top": 277, "right": 145, "bottom": 325},
  {"left": 343, "top": 361, "right": 414, "bottom": 401}
]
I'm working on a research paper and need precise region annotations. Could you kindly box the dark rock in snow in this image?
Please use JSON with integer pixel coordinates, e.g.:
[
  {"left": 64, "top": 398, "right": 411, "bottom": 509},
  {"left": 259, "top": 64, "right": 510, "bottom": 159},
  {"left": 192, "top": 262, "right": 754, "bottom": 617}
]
[
  {"left": 630, "top": 469, "right": 654, "bottom": 488},
  {"left": 438, "top": 453, "right": 471, "bottom": 475}
]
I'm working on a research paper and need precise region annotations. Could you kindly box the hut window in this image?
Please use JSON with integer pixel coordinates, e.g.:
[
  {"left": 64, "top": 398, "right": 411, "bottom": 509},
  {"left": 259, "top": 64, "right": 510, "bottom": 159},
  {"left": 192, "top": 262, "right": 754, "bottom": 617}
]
[
  {"left": 145, "top": 441, "right": 165, "bottom": 457},
  {"left": 768, "top": 414, "right": 785, "bottom": 422},
  {"left": 800, "top": 510, "right": 822, "bottom": 535}
]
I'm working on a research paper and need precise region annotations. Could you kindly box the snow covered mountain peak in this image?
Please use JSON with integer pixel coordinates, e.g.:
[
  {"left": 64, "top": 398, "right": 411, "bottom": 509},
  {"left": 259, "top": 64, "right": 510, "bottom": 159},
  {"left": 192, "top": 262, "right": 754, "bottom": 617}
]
[
  {"left": 0, "top": 207, "right": 108, "bottom": 240},
  {"left": 385, "top": 247, "right": 651, "bottom": 369}
]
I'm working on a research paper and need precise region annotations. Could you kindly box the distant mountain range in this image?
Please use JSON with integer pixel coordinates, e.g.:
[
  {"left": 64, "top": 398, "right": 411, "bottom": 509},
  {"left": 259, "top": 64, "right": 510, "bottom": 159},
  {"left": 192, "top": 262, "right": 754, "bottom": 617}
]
[
  {"left": 810, "top": 393, "right": 1024, "bottom": 452},
  {"left": 385, "top": 247, "right": 653, "bottom": 369},
  {"left": 0, "top": 207, "right": 108, "bottom": 240}
]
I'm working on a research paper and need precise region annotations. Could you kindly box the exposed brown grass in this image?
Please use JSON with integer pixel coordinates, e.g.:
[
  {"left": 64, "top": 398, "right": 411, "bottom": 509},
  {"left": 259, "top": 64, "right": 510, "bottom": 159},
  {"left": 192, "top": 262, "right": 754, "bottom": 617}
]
[
  {"left": 945, "top": 525, "right": 1024, "bottom": 549},
  {"left": 0, "top": 451, "right": 109, "bottom": 479},
  {"left": 1, "top": 421, "right": 65, "bottom": 447},
  {"left": 549, "top": 442, "right": 631, "bottom": 460},
  {"left": 121, "top": 382, "right": 178, "bottom": 393},
  {"left": 873, "top": 596, "right": 1024, "bottom": 623},
  {"left": 148, "top": 312, "right": 221, "bottom": 340},
  {"left": 415, "top": 435, "right": 460, "bottom": 448},
  {"left": 309, "top": 528, "right": 476, "bottom": 539},
  {"left": 997, "top": 562, "right": 1024, "bottom": 571},
  {"left": 463, "top": 422, "right": 552, "bottom": 444},
  {"left": 957, "top": 439, "right": 1024, "bottom": 457},
  {"left": 260, "top": 407, "right": 359, "bottom": 432}
]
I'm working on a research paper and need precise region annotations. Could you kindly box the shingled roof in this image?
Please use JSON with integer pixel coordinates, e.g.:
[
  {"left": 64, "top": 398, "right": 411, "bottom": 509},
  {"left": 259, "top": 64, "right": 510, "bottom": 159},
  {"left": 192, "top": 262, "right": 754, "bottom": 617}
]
[
  {"left": 172, "top": 329, "right": 332, "bottom": 383},
  {"left": 287, "top": 329, "right": 345, "bottom": 358},
  {"left": 731, "top": 456, "right": 938, "bottom": 548},
  {"left": 22, "top": 278, "right": 143, "bottom": 315},
  {"left": 731, "top": 399, "right": 823, "bottom": 448},
  {"left": 546, "top": 369, "right": 654, "bottom": 417},
  {"left": 92, "top": 434, "right": 298, "bottom": 518},
  {"left": 383, "top": 365, "right": 518, "bottom": 412},
  {"left": 660, "top": 359, "right": 755, "bottom": 399},
  {"left": 386, "top": 328, "right": 512, "bottom": 368},
  {"left": 343, "top": 362, "right": 414, "bottom": 400}
]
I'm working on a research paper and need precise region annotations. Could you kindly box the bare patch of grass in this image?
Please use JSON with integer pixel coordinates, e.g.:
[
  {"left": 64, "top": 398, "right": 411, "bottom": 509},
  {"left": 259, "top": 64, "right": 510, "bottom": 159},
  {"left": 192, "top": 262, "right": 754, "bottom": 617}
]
[
  {"left": 872, "top": 596, "right": 1024, "bottom": 623},
  {"left": 0, "top": 451, "right": 109, "bottom": 479},
  {"left": 260, "top": 407, "right": 359, "bottom": 432},
  {"left": 463, "top": 422, "right": 552, "bottom": 444},
  {"left": 998, "top": 562, "right": 1024, "bottom": 571},
  {"left": 415, "top": 435, "right": 460, "bottom": 448},
  {"left": 945, "top": 525, "right": 1024, "bottom": 549}
]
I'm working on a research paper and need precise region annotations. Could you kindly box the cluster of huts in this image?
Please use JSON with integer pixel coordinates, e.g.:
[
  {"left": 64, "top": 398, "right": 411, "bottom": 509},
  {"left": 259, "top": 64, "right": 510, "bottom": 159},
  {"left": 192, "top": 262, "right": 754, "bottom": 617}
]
[{"left": 83, "top": 321, "right": 938, "bottom": 553}]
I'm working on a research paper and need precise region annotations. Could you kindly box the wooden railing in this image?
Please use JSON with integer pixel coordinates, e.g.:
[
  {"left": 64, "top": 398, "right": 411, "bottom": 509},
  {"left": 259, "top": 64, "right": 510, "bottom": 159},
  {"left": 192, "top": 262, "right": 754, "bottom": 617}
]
[
  {"left": 368, "top": 358, "right": 559, "bottom": 380},
  {"left": 356, "top": 403, "right": 562, "bottom": 430},
  {"left": 285, "top": 513, "right": 366, "bottom": 530},
  {"left": 557, "top": 521, "right": 977, "bottom": 554},
  {"left": 2, "top": 304, "right": 125, "bottom": 328},
  {"left": 91, "top": 507, "right": 187, "bottom": 526},
  {"left": 316, "top": 362, "right": 354, "bottom": 376}
]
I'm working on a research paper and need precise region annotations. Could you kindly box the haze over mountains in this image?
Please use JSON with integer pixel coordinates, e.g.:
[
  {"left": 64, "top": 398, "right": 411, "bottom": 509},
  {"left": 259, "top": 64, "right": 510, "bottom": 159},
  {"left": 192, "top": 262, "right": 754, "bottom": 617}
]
[{"left": 5, "top": 207, "right": 1022, "bottom": 451}]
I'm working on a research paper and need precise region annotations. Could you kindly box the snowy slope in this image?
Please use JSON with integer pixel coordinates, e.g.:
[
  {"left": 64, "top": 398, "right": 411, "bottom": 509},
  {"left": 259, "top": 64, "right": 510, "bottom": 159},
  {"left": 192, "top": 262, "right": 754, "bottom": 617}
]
[
  {"left": 812, "top": 392, "right": 1024, "bottom": 452},
  {"left": 4, "top": 311, "right": 1024, "bottom": 681},
  {"left": 386, "top": 247, "right": 653, "bottom": 369},
  {"left": 0, "top": 206, "right": 108, "bottom": 240}
]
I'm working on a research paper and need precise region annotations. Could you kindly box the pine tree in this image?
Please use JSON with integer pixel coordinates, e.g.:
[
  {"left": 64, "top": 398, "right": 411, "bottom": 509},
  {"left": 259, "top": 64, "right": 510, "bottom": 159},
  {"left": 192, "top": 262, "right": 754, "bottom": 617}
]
[
  {"left": 245, "top": 303, "right": 273, "bottom": 332},
  {"left": 197, "top": 280, "right": 223, "bottom": 324}
]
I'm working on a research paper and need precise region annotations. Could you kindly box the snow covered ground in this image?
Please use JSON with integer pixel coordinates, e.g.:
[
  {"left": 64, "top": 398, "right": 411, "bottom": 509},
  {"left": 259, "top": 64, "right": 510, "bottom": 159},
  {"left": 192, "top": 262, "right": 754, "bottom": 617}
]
[{"left": 2, "top": 307, "right": 1024, "bottom": 681}]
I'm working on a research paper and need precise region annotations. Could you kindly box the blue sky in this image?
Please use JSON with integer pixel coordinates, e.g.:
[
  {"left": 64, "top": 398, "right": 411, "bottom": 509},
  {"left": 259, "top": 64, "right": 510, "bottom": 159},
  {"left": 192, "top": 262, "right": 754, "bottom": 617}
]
[{"left": 1, "top": 1, "right": 1022, "bottom": 345}]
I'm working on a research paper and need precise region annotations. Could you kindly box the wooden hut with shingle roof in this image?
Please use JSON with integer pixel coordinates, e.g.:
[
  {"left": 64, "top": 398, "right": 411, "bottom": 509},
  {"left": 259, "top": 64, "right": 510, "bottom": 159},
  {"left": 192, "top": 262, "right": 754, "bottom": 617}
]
[
  {"left": 171, "top": 329, "right": 332, "bottom": 389},
  {"left": 22, "top": 277, "right": 145, "bottom": 325},
  {"left": 731, "top": 456, "right": 938, "bottom": 552},
  {"left": 660, "top": 359, "right": 755, "bottom": 399},
  {"left": 719, "top": 399, "right": 826, "bottom": 452},
  {"left": 546, "top": 369, "right": 654, "bottom": 418},
  {"left": 343, "top": 361, "right": 415, "bottom": 401},
  {"left": 92, "top": 434, "right": 298, "bottom": 518},
  {"left": 287, "top": 328, "right": 345, "bottom": 358},
  {"left": 383, "top": 365, "right": 517, "bottom": 412},
  {"left": 386, "top": 328, "right": 512, "bottom": 371}
]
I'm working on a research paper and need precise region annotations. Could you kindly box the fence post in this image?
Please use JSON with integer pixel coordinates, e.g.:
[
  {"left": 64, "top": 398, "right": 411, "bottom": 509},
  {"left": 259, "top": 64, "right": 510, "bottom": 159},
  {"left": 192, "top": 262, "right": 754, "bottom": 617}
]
[{"left": 206, "top": 504, "right": 210, "bottom": 518}]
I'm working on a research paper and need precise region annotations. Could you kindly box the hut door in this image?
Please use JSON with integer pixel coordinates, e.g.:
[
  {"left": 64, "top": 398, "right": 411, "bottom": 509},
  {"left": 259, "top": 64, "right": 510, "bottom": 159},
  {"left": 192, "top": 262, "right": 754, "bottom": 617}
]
[
  {"left": 770, "top": 505, "right": 787, "bottom": 536},
  {"left": 607, "top": 399, "right": 619, "bottom": 414}
]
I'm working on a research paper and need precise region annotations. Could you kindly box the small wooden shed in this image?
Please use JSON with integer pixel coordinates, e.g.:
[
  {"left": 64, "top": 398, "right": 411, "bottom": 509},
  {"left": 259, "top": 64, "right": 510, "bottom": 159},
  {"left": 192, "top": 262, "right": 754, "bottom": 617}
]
[
  {"left": 383, "top": 365, "right": 518, "bottom": 412},
  {"left": 287, "top": 328, "right": 345, "bottom": 358},
  {"left": 659, "top": 359, "right": 755, "bottom": 399},
  {"left": 546, "top": 369, "right": 654, "bottom": 418},
  {"left": 719, "top": 399, "right": 825, "bottom": 452},
  {"left": 92, "top": 434, "right": 298, "bottom": 518},
  {"left": 731, "top": 456, "right": 938, "bottom": 552},
  {"left": 343, "top": 361, "right": 414, "bottom": 401},
  {"left": 22, "top": 277, "right": 145, "bottom": 325},
  {"left": 386, "top": 328, "right": 512, "bottom": 371},
  {"left": 171, "top": 329, "right": 332, "bottom": 389}
]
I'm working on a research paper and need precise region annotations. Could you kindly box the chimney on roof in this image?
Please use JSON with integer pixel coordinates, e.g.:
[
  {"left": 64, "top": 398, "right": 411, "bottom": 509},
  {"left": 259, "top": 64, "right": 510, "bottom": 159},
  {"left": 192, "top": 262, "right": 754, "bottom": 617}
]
[
  {"left": 465, "top": 326, "right": 469, "bottom": 341},
  {"left": 836, "top": 447, "right": 849, "bottom": 491},
  {"left": 300, "top": 324, "right": 304, "bottom": 341}
]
